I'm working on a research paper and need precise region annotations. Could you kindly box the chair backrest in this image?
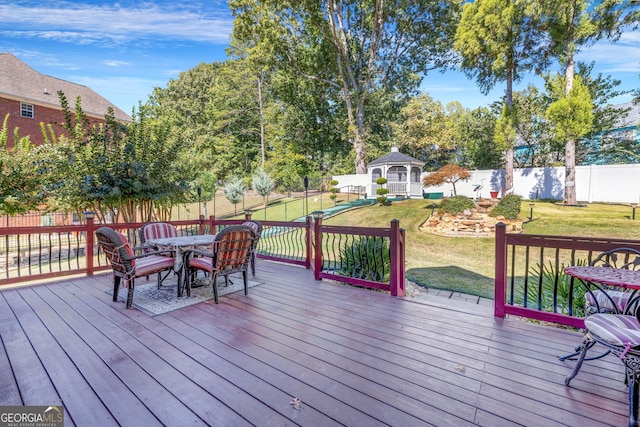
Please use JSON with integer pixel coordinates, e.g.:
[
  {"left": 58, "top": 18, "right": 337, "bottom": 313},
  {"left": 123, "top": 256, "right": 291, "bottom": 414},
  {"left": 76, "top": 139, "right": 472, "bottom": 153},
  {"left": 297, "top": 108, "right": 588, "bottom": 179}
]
[
  {"left": 140, "top": 222, "right": 178, "bottom": 245},
  {"left": 241, "top": 220, "right": 262, "bottom": 238},
  {"left": 213, "top": 225, "right": 256, "bottom": 274},
  {"left": 96, "top": 227, "right": 136, "bottom": 276},
  {"left": 591, "top": 248, "right": 640, "bottom": 270}
]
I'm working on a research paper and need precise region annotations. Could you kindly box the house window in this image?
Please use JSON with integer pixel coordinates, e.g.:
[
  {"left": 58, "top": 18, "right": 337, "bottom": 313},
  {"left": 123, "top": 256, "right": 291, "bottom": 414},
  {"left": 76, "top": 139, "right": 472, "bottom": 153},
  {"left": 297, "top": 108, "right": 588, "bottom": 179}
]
[{"left": 20, "top": 103, "right": 34, "bottom": 118}]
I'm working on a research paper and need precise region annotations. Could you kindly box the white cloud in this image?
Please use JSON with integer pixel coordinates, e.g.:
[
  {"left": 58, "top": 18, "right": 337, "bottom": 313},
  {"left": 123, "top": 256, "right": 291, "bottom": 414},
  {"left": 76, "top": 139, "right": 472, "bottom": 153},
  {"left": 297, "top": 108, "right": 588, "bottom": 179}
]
[
  {"left": 101, "top": 60, "right": 130, "bottom": 67},
  {"left": 0, "top": 2, "right": 233, "bottom": 45},
  {"left": 577, "top": 32, "right": 640, "bottom": 74}
]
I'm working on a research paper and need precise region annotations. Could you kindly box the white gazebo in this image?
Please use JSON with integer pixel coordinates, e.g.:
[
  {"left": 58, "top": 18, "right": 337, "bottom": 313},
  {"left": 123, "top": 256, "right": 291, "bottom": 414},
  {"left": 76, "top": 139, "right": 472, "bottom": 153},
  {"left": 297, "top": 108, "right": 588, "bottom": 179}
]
[{"left": 367, "top": 146, "right": 425, "bottom": 199}]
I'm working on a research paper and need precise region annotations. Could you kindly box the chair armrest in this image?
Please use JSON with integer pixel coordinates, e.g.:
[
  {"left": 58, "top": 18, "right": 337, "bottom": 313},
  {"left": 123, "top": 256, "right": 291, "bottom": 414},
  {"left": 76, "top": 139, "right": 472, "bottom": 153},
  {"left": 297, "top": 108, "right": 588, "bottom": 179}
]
[
  {"left": 182, "top": 248, "right": 214, "bottom": 259},
  {"left": 124, "top": 248, "right": 175, "bottom": 261}
]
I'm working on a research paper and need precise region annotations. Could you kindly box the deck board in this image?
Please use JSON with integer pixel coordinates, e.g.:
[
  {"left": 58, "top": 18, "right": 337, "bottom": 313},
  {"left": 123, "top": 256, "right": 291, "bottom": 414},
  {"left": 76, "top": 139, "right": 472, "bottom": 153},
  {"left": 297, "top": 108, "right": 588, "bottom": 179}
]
[{"left": 0, "top": 261, "right": 631, "bottom": 426}]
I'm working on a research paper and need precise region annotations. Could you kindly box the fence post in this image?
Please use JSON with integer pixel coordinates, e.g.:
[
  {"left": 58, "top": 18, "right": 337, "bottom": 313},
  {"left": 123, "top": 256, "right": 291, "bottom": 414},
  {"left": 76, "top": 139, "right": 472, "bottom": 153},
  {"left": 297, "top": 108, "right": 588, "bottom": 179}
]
[
  {"left": 495, "top": 222, "right": 507, "bottom": 317},
  {"left": 199, "top": 215, "right": 205, "bottom": 235},
  {"left": 390, "top": 219, "right": 405, "bottom": 297},
  {"left": 84, "top": 211, "right": 95, "bottom": 276},
  {"left": 312, "top": 211, "right": 324, "bottom": 280},
  {"left": 305, "top": 216, "right": 312, "bottom": 269},
  {"left": 208, "top": 215, "right": 215, "bottom": 235}
]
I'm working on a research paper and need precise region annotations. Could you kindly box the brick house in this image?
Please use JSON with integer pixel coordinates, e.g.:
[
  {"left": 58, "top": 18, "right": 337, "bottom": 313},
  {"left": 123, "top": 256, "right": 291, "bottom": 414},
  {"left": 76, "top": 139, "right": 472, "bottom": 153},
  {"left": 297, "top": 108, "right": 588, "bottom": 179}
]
[{"left": 0, "top": 52, "right": 131, "bottom": 148}]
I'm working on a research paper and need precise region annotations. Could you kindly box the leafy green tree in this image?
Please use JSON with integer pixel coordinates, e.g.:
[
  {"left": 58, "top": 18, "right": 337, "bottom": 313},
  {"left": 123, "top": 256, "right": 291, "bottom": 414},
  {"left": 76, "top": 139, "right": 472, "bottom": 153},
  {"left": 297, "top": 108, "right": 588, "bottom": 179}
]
[
  {"left": 252, "top": 167, "right": 275, "bottom": 207},
  {"left": 451, "top": 106, "right": 500, "bottom": 169},
  {"left": 230, "top": 0, "right": 463, "bottom": 174},
  {"left": 393, "top": 94, "right": 455, "bottom": 169},
  {"left": 42, "top": 93, "right": 187, "bottom": 223},
  {"left": 454, "top": 0, "right": 547, "bottom": 193},
  {"left": 0, "top": 114, "right": 42, "bottom": 215},
  {"left": 540, "top": 0, "right": 640, "bottom": 203},
  {"left": 223, "top": 176, "right": 246, "bottom": 214},
  {"left": 544, "top": 74, "right": 594, "bottom": 175}
]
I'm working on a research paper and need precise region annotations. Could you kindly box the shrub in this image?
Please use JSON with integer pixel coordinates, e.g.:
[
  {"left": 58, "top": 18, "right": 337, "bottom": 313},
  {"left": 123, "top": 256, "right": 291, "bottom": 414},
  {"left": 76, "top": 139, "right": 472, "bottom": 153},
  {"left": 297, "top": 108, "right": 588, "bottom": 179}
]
[
  {"left": 490, "top": 194, "right": 522, "bottom": 219},
  {"left": 439, "top": 195, "right": 474, "bottom": 214},
  {"left": 375, "top": 177, "right": 389, "bottom": 206},
  {"left": 339, "top": 236, "right": 390, "bottom": 282},
  {"left": 329, "top": 179, "right": 339, "bottom": 205}
]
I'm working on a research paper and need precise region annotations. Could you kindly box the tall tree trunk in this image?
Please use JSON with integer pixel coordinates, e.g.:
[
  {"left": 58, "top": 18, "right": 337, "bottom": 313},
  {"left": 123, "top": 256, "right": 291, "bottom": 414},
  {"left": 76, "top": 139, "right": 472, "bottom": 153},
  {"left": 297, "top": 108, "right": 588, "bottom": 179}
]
[
  {"left": 504, "top": 66, "right": 514, "bottom": 194},
  {"left": 354, "top": 99, "right": 367, "bottom": 174},
  {"left": 257, "top": 73, "right": 265, "bottom": 166},
  {"left": 564, "top": 53, "right": 577, "bottom": 204}
]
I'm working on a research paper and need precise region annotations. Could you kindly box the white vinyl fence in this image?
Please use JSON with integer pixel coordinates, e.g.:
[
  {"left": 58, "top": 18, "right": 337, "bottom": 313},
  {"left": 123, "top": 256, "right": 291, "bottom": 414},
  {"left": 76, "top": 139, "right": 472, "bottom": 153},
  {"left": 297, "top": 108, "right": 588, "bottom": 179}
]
[{"left": 334, "top": 163, "right": 640, "bottom": 204}]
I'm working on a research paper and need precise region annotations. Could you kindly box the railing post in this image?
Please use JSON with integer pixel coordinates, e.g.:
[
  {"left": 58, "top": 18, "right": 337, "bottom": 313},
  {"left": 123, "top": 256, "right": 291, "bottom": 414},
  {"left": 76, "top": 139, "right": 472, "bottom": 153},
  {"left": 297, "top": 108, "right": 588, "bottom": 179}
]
[
  {"left": 84, "top": 211, "right": 95, "bottom": 276},
  {"left": 305, "top": 216, "right": 312, "bottom": 269},
  {"left": 390, "top": 219, "right": 404, "bottom": 297},
  {"left": 495, "top": 222, "right": 507, "bottom": 317},
  {"left": 209, "top": 215, "right": 215, "bottom": 235},
  {"left": 199, "top": 215, "right": 205, "bottom": 235},
  {"left": 312, "top": 211, "right": 324, "bottom": 280}
]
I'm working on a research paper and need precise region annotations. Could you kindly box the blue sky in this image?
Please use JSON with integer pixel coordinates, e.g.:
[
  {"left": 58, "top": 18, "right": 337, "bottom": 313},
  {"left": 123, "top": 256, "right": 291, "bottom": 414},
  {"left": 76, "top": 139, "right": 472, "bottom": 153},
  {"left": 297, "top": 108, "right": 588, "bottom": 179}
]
[{"left": 1, "top": 1, "right": 638, "bottom": 114}]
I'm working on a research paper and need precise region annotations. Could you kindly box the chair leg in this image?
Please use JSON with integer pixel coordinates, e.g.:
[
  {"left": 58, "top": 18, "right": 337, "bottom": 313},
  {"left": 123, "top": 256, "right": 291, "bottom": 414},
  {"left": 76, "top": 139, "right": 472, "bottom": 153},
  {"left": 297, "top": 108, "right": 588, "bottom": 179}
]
[
  {"left": 251, "top": 253, "right": 256, "bottom": 276},
  {"left": 112, "top": 276, "right": 121, "bottom": 302},
  {"left": 126, "top": 279, "right": 135, "bottom": 309},
  {"left": 243, "top": 270, "right": 248, "bottom": 295},
  {"left": 565, "top": 334, "right": 596, "bottom": 386},
  {"left": 627, "top": 365, "right": 640, "bottom": 427},
  {"left": 212, "top": 272, "right": 219, "bottom": 304}
]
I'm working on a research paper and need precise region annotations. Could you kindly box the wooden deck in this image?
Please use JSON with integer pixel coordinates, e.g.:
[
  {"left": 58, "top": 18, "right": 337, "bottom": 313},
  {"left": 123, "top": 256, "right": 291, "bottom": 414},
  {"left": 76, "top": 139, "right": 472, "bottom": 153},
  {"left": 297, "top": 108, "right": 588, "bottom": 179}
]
[{"left": 0, "top": 261, "right": 631, "bottom": 426}]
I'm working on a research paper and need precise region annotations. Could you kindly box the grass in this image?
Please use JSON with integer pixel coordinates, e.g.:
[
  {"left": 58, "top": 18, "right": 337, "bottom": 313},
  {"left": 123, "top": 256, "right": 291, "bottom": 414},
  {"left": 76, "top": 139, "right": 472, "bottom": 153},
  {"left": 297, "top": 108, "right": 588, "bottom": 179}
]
[
  {"left": 188, "top": 193, "right": 640, "bottom": 299},
  {"left": 322, "top": 199, "right": 640, "bottom": 299}
]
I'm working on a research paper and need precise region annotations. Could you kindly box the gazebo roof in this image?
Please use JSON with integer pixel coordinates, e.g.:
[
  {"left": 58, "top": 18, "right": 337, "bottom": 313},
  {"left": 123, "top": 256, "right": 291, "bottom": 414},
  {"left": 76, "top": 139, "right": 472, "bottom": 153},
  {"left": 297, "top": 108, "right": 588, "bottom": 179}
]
[{"left": 368, "top": 146, "right": 425, "bottom": 167}]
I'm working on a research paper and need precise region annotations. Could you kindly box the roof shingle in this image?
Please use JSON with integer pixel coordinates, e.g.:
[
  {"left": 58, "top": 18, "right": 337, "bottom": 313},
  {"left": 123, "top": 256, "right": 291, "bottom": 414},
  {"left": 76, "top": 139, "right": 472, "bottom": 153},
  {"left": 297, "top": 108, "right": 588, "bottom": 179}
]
[{"left": 0, "top": 52, "right": 131, "bottom": 122}]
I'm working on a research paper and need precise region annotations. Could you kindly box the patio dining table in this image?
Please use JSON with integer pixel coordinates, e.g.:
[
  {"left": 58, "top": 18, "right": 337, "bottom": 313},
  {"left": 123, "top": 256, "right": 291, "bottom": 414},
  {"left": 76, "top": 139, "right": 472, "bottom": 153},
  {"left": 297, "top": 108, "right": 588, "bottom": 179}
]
[
  {"left": 147, "top": 234, "right": 216, "bottom": 293},
  {"left": 564, "top": 265, "right": 640, "bottom": 317}
]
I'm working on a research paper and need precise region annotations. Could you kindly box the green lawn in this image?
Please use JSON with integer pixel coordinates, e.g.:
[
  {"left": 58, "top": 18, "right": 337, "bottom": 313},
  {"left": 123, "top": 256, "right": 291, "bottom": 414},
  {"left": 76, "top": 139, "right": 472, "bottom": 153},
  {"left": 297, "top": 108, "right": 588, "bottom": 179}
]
[{"left": 322, "top": 199, "right": 640, "bottom": 299}]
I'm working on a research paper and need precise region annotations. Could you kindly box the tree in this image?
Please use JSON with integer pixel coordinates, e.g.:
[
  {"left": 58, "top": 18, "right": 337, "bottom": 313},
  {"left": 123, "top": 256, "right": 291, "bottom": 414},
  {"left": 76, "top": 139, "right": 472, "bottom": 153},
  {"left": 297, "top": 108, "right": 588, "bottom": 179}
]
[
  {"left": 422, "top": 164, "right": 471, "bottom": 196},
  {"left": 454, "top": 0, "right": 547, "bottom": 194},
  {"left": 41, "top": 93, "right": 188, "bottom": 223},
  {"left": 540, "top": 0, "right": 640, "bottom": 203},
  {"left": 393, "top": 94, "right": 455, "bottom": 169},
  {"left": 0, "top": 114, "right": 42, "bottom": 215},
  {"left": 223, "top": 176, "right": 246, "bottom": 214},
  {"left": 450, "top": 106, "right": 500, "bottom": 169},
  {"left": 252, "top": 167, "right": 274, "bottom": 207},
  {"left": 544, "top": 74, "right": 594, "bottom": 179},
  {"left": 230, "top": 0, "right": 462, "bottom": 174}
]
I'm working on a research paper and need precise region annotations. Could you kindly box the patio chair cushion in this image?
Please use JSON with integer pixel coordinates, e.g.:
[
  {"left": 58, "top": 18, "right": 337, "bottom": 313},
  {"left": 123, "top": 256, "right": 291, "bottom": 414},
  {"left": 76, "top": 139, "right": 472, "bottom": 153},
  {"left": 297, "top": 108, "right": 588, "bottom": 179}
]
[
  {"left": 141, "top": 222, "right": 178, "bottom": 241},
  {"left": 585, "top": 314, "right": 640, "bottom": 347},
  {"left": 586, "top": 289, "right": 632, "bottom": 313},
  {"left": 189, "top": 256, "right": 213, "bottom": 273},
  {"left": 135, "top": 255, "right": 176, "bottom": 278}
]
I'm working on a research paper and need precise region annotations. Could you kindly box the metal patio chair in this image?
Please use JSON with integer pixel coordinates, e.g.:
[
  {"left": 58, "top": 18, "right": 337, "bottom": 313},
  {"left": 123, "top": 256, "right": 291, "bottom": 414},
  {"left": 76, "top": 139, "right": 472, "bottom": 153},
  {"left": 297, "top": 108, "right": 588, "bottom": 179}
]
[
  {"left": 96, "top": 226, "right": 178, "bottom": 309},
  {"left": 184, "top": 225, "right": 256, "bottom": 304}
]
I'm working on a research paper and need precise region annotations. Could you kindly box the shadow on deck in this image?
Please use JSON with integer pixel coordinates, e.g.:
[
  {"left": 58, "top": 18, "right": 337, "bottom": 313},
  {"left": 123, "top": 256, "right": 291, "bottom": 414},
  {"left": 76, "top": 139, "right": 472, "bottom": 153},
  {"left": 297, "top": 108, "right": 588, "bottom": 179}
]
[{"left": 0, "top": 261, "right": 629, "bottom": 426}]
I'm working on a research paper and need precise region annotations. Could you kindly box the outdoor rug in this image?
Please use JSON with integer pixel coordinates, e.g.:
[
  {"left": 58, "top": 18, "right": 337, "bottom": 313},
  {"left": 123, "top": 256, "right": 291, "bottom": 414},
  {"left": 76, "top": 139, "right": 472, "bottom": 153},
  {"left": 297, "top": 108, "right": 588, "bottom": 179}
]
[{"left": 107, "top": 274, "right": 263, "bottom": 316}]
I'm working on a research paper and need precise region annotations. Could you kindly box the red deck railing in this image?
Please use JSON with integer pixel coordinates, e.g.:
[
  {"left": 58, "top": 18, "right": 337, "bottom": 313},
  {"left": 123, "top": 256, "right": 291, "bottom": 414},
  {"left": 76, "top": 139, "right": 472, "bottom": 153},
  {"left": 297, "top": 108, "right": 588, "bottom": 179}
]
[
  {"left": 494, "top": 222, "right": 640, "bottom": 327},
  {"left": 0, "top": 213, "right": 405, "bottom": 297}
]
